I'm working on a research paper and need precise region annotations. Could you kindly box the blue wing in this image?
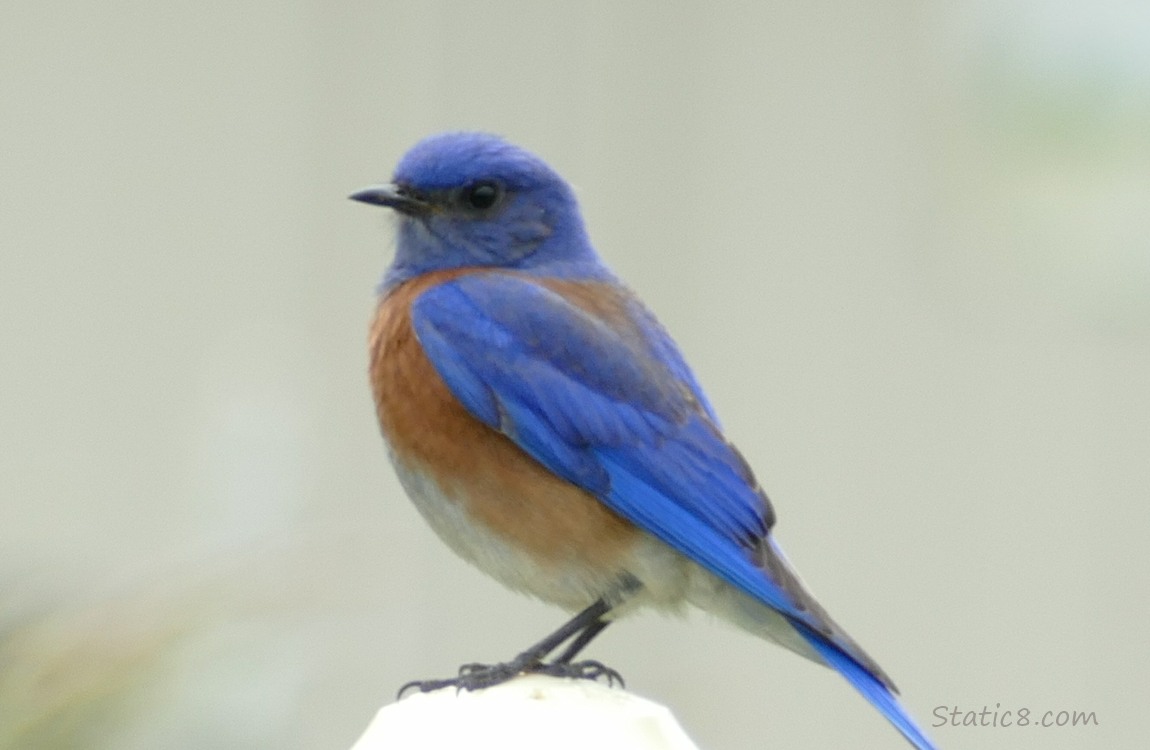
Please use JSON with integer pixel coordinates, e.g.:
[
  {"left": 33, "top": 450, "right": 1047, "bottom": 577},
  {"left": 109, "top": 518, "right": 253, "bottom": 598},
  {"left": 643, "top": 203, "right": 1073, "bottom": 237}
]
[
  {"left": 410, "top": 272, "right": 935, "bottom": 749},
  {"left": 412, "top": 274, "right": 776, "bottom": 570}
]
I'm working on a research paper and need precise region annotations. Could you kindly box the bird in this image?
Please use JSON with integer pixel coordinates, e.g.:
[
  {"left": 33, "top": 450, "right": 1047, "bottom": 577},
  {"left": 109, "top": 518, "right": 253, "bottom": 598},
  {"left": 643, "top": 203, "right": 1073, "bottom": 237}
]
[{"left": 351, "top": 131, "right": 937, "bottom": 749}]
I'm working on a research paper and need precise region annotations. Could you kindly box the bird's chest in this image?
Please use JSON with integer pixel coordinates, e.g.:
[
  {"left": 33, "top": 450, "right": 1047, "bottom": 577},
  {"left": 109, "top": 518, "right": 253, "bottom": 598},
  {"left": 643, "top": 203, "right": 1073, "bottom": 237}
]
[{"left": 368, "top": 276, "right": 642, "bottom": 606}]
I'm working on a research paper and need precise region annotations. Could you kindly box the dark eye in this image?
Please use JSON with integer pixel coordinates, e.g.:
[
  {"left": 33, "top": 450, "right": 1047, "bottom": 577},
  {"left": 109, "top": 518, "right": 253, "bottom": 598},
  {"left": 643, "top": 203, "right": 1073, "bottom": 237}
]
[{"left": 461, "top": 180, "right": 502, "bottom": 211}]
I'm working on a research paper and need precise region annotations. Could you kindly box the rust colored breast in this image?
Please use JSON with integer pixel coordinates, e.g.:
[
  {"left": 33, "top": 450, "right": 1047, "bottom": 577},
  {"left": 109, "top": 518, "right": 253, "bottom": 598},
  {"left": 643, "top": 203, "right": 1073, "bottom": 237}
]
[{"left": 368, "top": 269, "right": 638, "bottom": 567}]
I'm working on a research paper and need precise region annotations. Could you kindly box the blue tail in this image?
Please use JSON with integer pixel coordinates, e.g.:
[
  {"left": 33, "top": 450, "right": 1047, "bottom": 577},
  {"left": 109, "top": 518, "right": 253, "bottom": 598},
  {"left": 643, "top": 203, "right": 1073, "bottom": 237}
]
[{"left": 794, "top": 622, "right": 938, "bottom": 749}]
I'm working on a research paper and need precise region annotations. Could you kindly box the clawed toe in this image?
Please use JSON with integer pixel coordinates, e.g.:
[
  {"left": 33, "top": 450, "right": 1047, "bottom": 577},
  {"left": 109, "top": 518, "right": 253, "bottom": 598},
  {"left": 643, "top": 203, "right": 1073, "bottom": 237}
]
[
  {"left": 396, "top": 661, "right": 521, "bottom": 698},
  {"left": 396, "top": 677, "right": 452, "bottom": 698},
  {"left": 530, "top": 659, "right": 625, "bottom": 687}
]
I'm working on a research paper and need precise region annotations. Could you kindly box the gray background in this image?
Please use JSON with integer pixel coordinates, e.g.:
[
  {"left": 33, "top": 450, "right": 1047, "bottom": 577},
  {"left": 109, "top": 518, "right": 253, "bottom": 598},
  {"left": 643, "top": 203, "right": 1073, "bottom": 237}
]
[{"left": 2, "top": 2, "right": 1148, "bottom": 749}]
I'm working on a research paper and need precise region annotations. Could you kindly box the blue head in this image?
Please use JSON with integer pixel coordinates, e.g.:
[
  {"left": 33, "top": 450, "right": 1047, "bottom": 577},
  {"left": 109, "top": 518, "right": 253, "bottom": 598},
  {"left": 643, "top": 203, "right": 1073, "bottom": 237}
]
[{"left": 352, "top": 132, "right": 608, "bottom": 291}]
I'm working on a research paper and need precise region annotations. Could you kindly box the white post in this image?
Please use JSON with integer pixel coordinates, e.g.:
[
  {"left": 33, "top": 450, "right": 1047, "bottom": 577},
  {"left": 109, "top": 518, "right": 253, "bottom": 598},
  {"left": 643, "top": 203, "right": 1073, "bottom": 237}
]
[{"left": 350, "top": 675, "right": 700, "bottom": 750}]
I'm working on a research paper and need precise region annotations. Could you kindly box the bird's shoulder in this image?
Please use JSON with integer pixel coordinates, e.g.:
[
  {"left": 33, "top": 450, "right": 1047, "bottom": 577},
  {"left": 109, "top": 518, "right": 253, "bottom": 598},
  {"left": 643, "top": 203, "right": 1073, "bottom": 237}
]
[{"left": 367, "top": 267, "right": 624, "bottom": 447}]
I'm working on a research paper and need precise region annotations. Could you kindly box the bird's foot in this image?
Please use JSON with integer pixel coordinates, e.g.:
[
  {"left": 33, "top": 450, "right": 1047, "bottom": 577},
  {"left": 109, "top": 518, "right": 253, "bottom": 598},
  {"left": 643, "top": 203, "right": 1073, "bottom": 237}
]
[{"left": 397, "top": 658, "right": 624, "bottom": 698}]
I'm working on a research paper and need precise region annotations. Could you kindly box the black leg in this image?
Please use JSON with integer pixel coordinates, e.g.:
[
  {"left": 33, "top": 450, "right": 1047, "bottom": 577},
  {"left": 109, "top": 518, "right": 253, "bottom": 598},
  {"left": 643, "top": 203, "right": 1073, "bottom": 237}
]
[
  {"left": 552, "top": 617, "right": 611, "bottom": 664},
  {"left": 398, "top": 588, "right": 634, "bottom": 697},
  {"left": 512, "top": 597, "right": 613, "bottom": 665}
]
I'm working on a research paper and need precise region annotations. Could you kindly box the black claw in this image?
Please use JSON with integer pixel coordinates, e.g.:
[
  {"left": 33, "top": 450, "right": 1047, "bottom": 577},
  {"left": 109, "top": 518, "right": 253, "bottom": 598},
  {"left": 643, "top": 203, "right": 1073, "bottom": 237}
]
[{"left": 396, "top": 678, "right": 451, "bottom": 699}]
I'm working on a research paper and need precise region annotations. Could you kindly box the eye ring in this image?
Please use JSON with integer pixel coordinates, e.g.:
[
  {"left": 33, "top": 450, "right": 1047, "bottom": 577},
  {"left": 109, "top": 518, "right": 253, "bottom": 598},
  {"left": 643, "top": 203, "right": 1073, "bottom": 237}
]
[{"left": 460, "top": 180, "right": 502, "bottom": 211}]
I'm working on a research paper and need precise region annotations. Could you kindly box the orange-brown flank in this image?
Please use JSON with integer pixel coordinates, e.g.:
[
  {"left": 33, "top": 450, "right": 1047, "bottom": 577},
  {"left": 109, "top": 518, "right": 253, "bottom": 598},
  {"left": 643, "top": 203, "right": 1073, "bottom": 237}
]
[{"left": 369, "top": 269, "right": 639, "bottom": 567}]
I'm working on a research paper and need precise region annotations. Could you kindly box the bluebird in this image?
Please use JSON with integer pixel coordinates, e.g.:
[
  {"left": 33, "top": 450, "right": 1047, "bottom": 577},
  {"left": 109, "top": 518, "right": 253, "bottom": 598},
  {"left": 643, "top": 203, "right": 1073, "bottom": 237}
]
[{"left": 352, "top": 132, "right": 937, "bottom": 749}]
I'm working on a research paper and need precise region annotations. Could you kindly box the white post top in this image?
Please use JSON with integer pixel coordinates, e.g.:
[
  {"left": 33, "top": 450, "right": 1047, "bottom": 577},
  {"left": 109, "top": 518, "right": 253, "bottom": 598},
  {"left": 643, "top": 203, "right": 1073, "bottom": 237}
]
[{"left": 350, "top": 674, "right": 700, "bottom": 750}]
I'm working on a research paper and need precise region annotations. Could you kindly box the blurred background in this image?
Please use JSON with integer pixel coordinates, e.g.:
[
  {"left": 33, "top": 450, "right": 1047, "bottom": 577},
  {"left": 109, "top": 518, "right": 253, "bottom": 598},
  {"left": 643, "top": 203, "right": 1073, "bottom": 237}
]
[{"left": 2, "top": 2, "right": 1148, "bottom": 748}]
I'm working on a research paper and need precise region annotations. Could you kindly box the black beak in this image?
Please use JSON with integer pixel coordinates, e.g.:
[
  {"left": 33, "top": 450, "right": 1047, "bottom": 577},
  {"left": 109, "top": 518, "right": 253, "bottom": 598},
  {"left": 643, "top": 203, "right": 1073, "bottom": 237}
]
[{"left": 348, "top": 183, "right": 430, "bottom": 216}]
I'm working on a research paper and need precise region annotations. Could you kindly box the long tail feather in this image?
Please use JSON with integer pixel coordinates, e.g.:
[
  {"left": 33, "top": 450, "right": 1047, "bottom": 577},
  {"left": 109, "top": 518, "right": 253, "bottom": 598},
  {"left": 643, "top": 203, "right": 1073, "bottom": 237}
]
[{"left": 793, "top": 622, "right": 938, "bottom": 749}]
